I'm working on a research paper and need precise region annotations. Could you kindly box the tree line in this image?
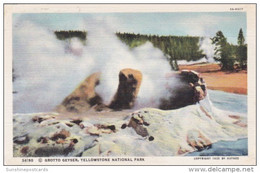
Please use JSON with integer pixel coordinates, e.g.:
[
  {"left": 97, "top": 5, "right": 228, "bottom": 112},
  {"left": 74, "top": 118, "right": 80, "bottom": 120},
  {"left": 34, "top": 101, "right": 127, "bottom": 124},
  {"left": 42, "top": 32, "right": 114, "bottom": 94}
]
[
  {"left": 116, "top": 32, "right": 205, "bottom": 70},
  {"left": 53, "top": 29, "right": 247, "bottom": 71},
  {"left": 54, "top": 30, "right": 87, "bottom": 41}
]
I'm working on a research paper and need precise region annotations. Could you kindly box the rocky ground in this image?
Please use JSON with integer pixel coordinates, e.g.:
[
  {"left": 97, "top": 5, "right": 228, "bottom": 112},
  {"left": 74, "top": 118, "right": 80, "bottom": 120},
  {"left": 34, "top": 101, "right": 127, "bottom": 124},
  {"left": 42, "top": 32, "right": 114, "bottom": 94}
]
[{"left": 13, "top": 97, "right": 247, "bottom": 157}]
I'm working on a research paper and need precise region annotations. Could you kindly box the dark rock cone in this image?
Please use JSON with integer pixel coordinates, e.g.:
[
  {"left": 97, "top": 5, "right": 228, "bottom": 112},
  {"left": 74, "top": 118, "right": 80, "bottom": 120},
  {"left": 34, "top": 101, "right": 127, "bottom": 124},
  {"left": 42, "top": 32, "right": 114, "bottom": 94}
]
[
  {"left": 109, "top": 68, "right": 142, "bottom": 110},
  {"left": 159, "top": 70, "right": 207, "bottom": 110}
]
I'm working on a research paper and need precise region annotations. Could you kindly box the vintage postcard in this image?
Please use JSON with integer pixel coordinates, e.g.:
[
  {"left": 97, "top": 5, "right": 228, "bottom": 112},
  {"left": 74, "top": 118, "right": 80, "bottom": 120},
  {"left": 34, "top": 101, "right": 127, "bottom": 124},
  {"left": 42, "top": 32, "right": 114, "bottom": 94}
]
[{"left": 3, "top": 4, "right": 256, "bottom": 165}]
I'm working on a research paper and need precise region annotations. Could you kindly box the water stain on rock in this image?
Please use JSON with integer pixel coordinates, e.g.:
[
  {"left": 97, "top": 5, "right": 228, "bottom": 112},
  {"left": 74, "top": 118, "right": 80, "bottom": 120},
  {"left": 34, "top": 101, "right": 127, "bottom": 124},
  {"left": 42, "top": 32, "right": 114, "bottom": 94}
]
[
  {"left": 14, "top": 134, "right": 30, "bottom": 144},
  {"left": 37, "top": 137, "right": 48, "bottom": 144},
  {"left": 20, "top": 146, "right": 29, "bottom": 154},
  {"left": 50, "top": 129, "right": 70, "bottom": 141}
]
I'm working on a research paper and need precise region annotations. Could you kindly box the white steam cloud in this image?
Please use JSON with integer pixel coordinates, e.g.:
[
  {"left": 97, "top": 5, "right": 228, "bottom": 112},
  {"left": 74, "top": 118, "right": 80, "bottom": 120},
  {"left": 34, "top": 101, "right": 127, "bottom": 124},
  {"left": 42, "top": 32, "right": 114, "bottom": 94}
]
[
  {"left": 13, "top": 21, "right": 93, "bottom": 113},
  {"left": 13, "top": 17, "right": 178, "bottom": 113},
  {"left": 199, "top": 37, "right": 216, "bottom": 63}
]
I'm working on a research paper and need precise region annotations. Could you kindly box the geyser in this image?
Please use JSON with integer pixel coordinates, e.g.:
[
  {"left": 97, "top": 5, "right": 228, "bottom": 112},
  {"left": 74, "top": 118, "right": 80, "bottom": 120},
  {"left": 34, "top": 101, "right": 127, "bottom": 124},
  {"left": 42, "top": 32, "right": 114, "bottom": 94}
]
[{"left": 13, "top": 16, "right": 211, "bottom": 113}]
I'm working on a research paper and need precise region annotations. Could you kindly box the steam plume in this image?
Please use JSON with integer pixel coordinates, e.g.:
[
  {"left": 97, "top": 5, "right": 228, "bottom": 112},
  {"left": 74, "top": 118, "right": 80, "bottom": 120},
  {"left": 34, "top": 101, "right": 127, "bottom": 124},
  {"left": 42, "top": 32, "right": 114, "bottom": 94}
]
[{"left": 13, "top": 17, "right": 178, "bottom": 113}]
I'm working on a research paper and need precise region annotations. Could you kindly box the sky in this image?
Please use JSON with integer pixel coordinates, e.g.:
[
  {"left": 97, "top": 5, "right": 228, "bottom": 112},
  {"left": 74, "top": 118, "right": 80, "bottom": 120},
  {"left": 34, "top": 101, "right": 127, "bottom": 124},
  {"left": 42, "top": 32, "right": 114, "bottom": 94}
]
[{"left": 13, "top": 12, "right": 246, "bottom": 45}]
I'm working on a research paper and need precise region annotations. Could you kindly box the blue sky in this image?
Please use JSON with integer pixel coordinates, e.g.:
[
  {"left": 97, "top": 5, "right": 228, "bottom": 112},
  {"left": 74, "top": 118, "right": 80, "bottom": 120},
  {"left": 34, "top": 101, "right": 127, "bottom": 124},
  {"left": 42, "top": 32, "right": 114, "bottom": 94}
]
[{"left": 13, "top": 12, "right": 246, "bottom": 44}]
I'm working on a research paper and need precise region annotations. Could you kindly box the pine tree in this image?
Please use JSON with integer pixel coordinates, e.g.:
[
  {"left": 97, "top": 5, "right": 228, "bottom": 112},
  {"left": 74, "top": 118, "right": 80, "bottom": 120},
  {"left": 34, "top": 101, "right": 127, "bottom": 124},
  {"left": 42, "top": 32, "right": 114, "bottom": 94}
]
[
  {"left": 211, "top": 31, "right": 234, "bottom": 70},
  {"left": 236, "top": 28, "right": 247, "bottom": 70},
  {"left": 237, "top": 28, "right": 245, "bottom": 46}
]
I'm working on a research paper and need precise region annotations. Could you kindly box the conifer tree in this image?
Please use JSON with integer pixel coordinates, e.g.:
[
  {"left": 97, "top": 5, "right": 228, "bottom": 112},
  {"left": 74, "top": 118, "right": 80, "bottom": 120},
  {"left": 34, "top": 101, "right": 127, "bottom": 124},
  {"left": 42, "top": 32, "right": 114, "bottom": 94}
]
[
  {"left": 236, "top": 28, "right": 247, "bottom": 69},
  {"left": 211, "top": 31, "right": 234, "bottom": 70},
  {"left": 237, "top": 28, "right": 245, "bottom": 46}
]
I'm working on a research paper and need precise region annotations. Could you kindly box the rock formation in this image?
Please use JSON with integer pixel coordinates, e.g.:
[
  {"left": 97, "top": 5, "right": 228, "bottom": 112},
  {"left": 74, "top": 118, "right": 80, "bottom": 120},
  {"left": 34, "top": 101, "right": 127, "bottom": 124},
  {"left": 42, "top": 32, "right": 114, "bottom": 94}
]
[
  {"left": 56, "top": 72, "right": 102, "bottom": 113},
  {"left": 109, "top": 68, "right": 142, "bottom": 110},
  {"left": 159, "top": 70, "right": 207, "bottom": 110},
  {"left": 56, "top": 68, "right": 142, "bottom": 113},
  {"left": 13, "top": 102, "right": 247, "bottom": 157},
  {"left": 56, "top": 69, "right": 207, "bottom": 113}
]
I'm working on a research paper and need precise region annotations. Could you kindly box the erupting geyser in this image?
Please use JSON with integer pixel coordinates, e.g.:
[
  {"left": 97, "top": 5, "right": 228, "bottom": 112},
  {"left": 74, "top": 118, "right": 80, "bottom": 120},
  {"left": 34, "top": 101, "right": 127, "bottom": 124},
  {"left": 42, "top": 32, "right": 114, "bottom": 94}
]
[
  {"left": 13, "top": 17, "right": 190, "bottom": 113},
  {"left": 56, "top": 68, "right": 208, "bottom": 114}
]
